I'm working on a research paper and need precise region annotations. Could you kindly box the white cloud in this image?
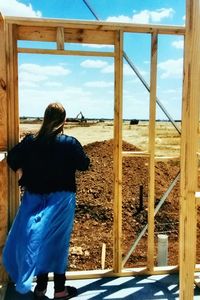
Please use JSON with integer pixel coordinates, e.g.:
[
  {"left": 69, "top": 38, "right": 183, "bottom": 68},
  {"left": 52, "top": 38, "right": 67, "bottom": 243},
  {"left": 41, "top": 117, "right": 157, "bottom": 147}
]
[
  {"left": 19, "top": 63, "right": 71, "bottom": 88},
  {"left": 20, "top": 81, "right": 38, "bottom": 88},
  {"left": 19, "top": 86, "right": 98, "bottom": 118},
  {"left": 124, "top": 64, "right": 147, "bottom": 77},
  {"left": 106, "top": 8, "right": 175, "bottom": 24},
  {"left": 158, "top": 58, "right": 183, "bottom": 79},
  {"left": 44, "top": 82, "right": 63, "bottom": 87},
  {"left": 101, "top": 63, "right": 147, "bottom": 77},
  {"left": 69, "top": 59, "right": 145, "bottom": 80},
  {"left": 84, "top": 81, "right": 114, "bottom": 88},
  {"left": 80, "top": 59, "right": 108, "bottom": 68},
  {"left": 147, "top": 8, "right": 174, "bottom": 22},
  {"left": 101, "top": 64, "right": 114, "bottom": 73},
  {"left": 162, "top": 89, "right": 177, "bottom": 94},
  {"left": 106, "top": 15, "right": 132, "bottom": 23},
  {"left": 0, "top": 0, "right": 42, "bottom": 17},
  {"left": 82, "top": 44, "right": 113, "bottom": 49},
  {"left": 172, "top": 40, "right": 184, "bottom": 49},
  {"left": 19, "top": 71, "right": 47, "bottom": 83},
  {"left": 19, "top": 63, "right": 71, "bottom": 76}
]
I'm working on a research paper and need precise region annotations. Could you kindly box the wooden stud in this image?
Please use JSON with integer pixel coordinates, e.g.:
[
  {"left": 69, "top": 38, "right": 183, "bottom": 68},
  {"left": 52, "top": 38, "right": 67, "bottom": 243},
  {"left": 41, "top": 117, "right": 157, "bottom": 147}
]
[
  {"left": 179, "top": 0, "right": 200, "bottom": 299},
  {"left": 0, "top": 159, "right": 8, "bottom": 283},
  {"left": 113, "top": 30, "right": 123, "bottom": 273},
  {"left": 0, "top": 14, "right": 7, "bottom": 151},
  {"left": 0, "top": 13, "right": 8, "bottom": 283},
  {"left": 101, "top": 243, "right": 106, "bottom": 270},
  {"left": 147, "top": 33, "right": 158, "bottom": 272},
  {"left": 5, "top": 23, "right": 19, "bottom": 225},
  {"left": 56, "top": 27, "right": 64, "bottom": 50}
]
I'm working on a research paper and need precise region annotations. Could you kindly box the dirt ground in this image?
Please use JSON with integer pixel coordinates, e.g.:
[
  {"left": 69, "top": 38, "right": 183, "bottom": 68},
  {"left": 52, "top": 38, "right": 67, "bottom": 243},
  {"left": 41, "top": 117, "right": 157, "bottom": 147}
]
[
  {"left": 20, "top": 121, "right": 199, "bottom": 271},
  {"left": 71, "top": 139, "right": 180, "bottom": 271}
]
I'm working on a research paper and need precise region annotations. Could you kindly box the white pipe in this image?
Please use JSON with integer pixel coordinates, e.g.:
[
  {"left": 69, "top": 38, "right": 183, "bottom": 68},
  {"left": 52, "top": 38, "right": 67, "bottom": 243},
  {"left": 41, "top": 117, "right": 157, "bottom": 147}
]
[{"left": 157, "top": 234, "right": 168, "bottom": 266}]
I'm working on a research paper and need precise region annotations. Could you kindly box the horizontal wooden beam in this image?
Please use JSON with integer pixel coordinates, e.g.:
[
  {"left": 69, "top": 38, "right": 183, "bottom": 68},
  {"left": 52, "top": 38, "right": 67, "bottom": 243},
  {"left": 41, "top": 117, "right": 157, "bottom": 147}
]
[
  {"left": 44, "top": 265, "right": 179, "bottom": 281},
  {"left": 17, "top": 26, "right": 115, "bottom": 44},
  {"left": 18, "top": 48, "right": 114, "bottom": 57},
  {"left": 122, "top": 151, "right": 150, "bottom": 157},
  {"left": 155, "top": 156, "right": 180, "bottom": 161},
  {"left": 122, "top": 151, "right": 180, "bottom": 161},
  {"left": 5, "top": 16, "right": 185, "bottom": 35}
]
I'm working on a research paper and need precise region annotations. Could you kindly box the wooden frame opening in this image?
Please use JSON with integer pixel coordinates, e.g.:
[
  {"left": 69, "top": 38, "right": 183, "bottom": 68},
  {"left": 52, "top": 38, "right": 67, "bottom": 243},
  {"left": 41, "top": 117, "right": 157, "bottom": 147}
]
[{"left": 0, "top": 1, "right": 200, "bottom": 298}]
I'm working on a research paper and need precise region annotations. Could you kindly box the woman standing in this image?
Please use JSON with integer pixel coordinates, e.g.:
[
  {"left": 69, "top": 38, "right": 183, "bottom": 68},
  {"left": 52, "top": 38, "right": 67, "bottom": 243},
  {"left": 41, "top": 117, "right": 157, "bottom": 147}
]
[{"left": 3, "top": 102, "right": 90, "bottom": 299}]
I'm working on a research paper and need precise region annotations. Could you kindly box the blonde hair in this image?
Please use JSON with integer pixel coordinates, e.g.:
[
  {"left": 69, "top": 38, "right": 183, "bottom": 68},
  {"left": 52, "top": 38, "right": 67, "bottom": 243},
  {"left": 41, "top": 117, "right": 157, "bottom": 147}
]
[{"left": 35, "top": 102, "right": 66, "bottom": 139}]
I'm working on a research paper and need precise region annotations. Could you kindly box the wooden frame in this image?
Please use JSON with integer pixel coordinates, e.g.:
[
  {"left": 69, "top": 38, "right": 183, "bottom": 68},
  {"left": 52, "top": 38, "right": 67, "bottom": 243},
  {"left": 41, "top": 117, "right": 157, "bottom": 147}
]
[{"left": 0, "top": 1, "right": 199, "bottom": 298}]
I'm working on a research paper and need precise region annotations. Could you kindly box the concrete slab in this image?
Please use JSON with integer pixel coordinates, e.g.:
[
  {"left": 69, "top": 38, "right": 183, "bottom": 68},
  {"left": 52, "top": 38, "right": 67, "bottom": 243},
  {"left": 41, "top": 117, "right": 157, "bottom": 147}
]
[{"left": 4, "top": 274, "right": 200, "bottom": 299}]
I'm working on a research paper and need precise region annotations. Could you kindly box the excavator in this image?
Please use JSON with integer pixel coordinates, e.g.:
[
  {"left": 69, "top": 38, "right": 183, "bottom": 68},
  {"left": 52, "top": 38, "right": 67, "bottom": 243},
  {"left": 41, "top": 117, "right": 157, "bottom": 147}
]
[
  {"left": 75, "top": 111, "right": 87, "bottom": 123},
  {"left": 66, "top": 111, "right": 87, "bottom": 124}
]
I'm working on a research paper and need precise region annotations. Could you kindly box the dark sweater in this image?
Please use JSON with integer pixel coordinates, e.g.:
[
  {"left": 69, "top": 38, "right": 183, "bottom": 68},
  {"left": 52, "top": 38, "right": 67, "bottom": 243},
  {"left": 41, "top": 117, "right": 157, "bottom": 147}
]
[{"left": 7, "top": 134, "right": 90, "bottom": 194}]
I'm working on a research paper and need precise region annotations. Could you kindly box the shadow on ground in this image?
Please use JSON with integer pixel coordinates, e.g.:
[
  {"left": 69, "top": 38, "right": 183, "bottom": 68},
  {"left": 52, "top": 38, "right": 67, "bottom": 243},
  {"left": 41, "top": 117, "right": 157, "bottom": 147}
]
[{"left": 5, "top": 274, "right": 200, "bottom": 299}]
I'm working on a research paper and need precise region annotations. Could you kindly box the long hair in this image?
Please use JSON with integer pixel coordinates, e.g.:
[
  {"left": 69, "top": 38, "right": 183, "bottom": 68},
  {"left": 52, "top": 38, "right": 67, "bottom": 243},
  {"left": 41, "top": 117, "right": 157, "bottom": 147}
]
[{"left": 35, "top": 102, "right": 66, "bottom": 139}]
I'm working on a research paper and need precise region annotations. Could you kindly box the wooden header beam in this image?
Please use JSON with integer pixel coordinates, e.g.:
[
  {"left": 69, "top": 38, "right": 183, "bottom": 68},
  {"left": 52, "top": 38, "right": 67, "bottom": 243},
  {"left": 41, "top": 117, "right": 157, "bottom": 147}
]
[
  {"left": 17, "top": 26, "right": 115, "bottom": 44},
  {"left": 4, "top": 16, "right": 185, "bottom": 36}
]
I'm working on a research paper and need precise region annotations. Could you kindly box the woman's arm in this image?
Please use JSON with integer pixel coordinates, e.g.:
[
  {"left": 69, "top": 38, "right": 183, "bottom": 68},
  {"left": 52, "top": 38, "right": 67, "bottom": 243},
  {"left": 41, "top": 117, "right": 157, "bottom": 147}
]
[{"left": 7, "top": 135, "right": 31, "bottom": 171}]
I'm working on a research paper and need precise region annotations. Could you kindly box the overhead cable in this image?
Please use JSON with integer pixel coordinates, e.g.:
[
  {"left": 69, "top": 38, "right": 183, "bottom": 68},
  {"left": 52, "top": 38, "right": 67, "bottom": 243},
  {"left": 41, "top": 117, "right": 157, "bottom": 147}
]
[{"left": 82, "top": 0, "right": 181, "bottom": 135}]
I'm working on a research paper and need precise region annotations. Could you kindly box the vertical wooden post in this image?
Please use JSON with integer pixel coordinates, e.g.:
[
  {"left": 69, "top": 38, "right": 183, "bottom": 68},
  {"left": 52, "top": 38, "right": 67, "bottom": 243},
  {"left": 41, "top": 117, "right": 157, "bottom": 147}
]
[
  {"left": 0, "top": 13, "right": 8, "bottom": 283},
  {"left": 179, "top": 0, "right": 200, "bottom": 299},
  {"left": 147, "top": 33, "right": 157, "bottom": 271},
  {"left": 56, "top": 27, "right": 65, "bottom": 50},
  {"left": 0, "top": 15, "right": 8, "bottom": 150},
  {"left": 113, "top": 30, "right": 123, "bottom": 273},
  {"left": 5, "top": 22, "right": 19, "bottom": 225}
]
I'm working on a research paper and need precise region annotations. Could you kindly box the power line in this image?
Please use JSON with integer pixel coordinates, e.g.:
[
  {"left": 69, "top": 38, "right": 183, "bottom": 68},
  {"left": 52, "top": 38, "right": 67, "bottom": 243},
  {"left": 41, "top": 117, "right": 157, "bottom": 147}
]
[
  {"left": 82, "top": 0, "right": 99, "bottom": 20},
  {"left": 82, "top": 0, "right": 181, "bottom": 135}
]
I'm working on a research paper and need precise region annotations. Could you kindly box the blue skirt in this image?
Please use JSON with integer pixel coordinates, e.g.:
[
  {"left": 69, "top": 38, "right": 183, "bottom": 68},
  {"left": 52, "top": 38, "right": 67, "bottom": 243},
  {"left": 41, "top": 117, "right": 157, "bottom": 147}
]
[{"left": 3, "top": 190, "right": 76, "bottom": 294}]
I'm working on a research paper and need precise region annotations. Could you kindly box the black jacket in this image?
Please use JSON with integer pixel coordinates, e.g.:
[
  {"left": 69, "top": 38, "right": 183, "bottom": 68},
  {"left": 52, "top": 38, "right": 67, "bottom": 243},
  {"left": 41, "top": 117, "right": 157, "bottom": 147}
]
[{"left": 7, "top": 134, "right": 90, "bottom": 194}]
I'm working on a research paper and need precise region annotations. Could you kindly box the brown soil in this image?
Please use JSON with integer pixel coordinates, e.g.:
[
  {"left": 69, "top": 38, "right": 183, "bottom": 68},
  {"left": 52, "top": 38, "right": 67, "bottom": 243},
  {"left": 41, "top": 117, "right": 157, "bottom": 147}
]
[{"left": 69, "top": 139, "right": 181, "bottom": 271}]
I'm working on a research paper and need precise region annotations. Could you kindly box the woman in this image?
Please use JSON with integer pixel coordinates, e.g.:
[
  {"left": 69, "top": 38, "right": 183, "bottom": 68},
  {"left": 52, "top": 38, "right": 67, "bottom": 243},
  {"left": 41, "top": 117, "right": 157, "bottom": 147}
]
[{"left": 3, "top": 102, "right": 90, "bottom": 300}]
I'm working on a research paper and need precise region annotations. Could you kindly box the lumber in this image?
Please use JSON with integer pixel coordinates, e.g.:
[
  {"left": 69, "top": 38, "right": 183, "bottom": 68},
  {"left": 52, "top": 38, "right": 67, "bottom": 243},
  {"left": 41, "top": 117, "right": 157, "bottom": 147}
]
[
  {"left": 179, "top": 0, "right": 200, "bottom": 299},
  {"left": 0, "top": 13, "right": 8, "bottom": 284},
  {"left": 122, "top": 151, "right": 149, "bottom": 157},
  {"left": 5, "top": 23, "right": 19, "bottom": 224},
  {"left": 0, "top": 14, "right": 7, "bottom": 150},
  {"left": 17, "top": 26, "right": 115, "bottom": 44},
  {"left": 101, "top": 243, "right": 106, "bottom": 270},
  {"left": 113, "top": 30, "right": 123, "bottom": 273},
  {"left": 147, "top": 33, "right": 158, "bottom": 271},
  {"left": 5, "top": 16, "right": 185, "bottom": 35},
  {"left": 56, "top": 27, "right": 64, "bottom": 50},
  {"left": 18, "top": 48, "right": 114, "bottom": 57}
]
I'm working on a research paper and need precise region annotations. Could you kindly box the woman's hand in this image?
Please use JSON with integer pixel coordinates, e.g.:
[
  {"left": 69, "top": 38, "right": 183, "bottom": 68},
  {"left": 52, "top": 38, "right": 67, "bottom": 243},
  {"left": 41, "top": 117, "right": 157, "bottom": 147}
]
[{"left": 17, "top": 168, "right": 23, "bottom": 179}]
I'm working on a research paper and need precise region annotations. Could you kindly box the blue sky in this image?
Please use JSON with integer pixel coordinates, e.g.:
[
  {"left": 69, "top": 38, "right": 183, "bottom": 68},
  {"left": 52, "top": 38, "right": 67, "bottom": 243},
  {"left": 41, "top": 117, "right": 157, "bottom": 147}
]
[{"left": 0, "top": 0, "right": 185, "bottom": 119}]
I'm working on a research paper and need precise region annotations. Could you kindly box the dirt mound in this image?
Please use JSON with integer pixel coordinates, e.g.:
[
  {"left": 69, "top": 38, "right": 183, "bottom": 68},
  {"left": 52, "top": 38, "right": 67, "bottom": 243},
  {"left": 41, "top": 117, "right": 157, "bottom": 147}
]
[{"left": 69, "top": 139, "right": 180, "bottom": 271}]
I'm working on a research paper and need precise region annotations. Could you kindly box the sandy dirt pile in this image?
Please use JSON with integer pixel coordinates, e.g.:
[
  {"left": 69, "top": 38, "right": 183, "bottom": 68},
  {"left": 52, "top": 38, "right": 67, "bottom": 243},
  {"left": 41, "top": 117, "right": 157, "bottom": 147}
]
[{"left": 69, "top": 139, "right": 180, "bottom": 271}]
